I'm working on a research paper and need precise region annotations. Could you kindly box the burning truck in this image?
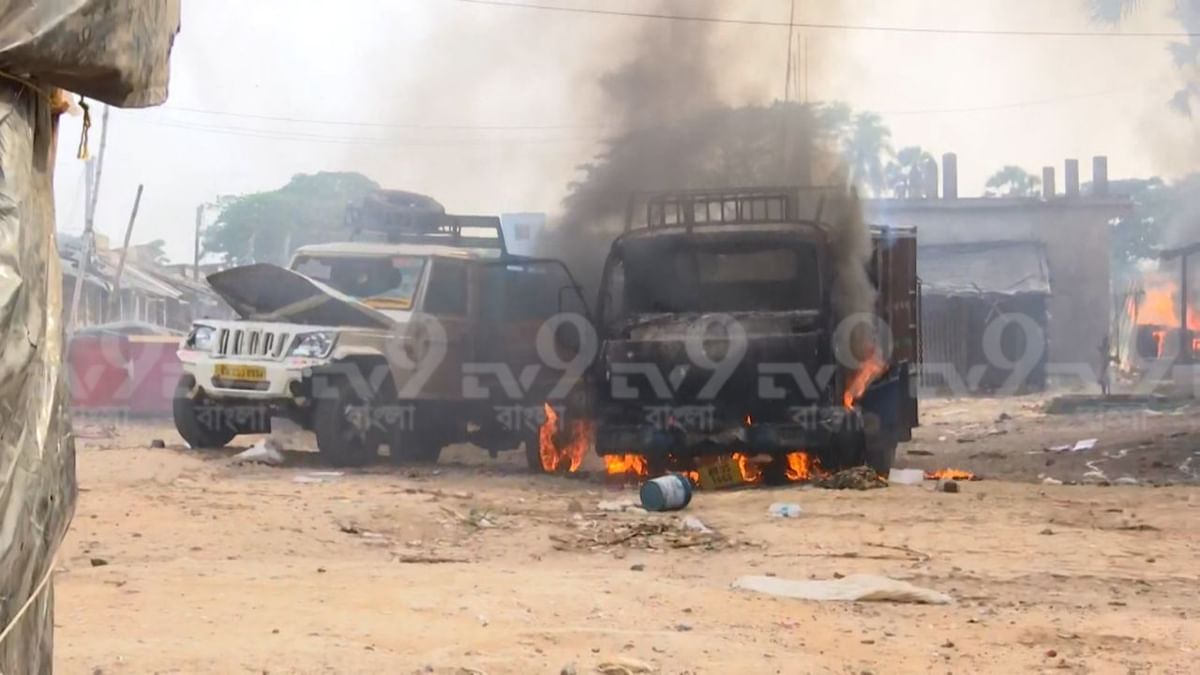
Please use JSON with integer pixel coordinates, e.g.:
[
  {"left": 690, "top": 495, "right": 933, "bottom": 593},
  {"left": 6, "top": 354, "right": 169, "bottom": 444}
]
[{"left": 542, "top": 187, "right": 920, "bottom": 486}]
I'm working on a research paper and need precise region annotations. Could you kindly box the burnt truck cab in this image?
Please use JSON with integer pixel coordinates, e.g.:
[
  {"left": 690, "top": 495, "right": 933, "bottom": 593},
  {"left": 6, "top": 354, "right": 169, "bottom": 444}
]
[{"left": 590, "top": 187, "right": 919, "bottom": 477}]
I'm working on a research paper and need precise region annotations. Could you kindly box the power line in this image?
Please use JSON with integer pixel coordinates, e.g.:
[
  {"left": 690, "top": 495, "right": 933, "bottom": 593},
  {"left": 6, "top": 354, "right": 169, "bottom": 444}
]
[
  {"left": 135, "top": 117, "right": 603, "bottom": 147},
  {"left": 453, "top": 0, "right": 1200, "bottom": 39},
  {"left": 159, "top": 104, "right": 603, "bottom": 131}
]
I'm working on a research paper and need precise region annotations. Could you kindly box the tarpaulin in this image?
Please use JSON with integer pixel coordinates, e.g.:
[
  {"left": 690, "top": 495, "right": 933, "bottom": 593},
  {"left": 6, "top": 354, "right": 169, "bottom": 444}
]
[{"left": 0, "top": 2, "right": 178, "bottom": 672}]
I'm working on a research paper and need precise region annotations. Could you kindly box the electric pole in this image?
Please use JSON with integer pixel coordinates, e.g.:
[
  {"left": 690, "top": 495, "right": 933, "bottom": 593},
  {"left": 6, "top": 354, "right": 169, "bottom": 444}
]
[{"left": 68, "top": 103, "right": 110, "bottom": 332}]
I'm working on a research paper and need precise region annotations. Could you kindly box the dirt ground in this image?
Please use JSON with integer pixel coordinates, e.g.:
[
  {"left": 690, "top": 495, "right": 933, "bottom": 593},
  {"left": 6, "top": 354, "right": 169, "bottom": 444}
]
[{"left": 58, "top": 397, "right": 1200, "bottom": 674}]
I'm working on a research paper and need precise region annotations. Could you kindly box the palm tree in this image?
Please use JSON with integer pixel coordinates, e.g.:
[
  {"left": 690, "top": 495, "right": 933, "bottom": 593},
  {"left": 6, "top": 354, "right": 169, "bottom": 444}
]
[
  {"left": 841, "top": 112, "right": 893, "bottom": 196},
  {"left": 985, "top": 166, "right": 1042, "bottom": 198},
  {"left": 886, "top": 146, "right": 936, "bottom": 199}
]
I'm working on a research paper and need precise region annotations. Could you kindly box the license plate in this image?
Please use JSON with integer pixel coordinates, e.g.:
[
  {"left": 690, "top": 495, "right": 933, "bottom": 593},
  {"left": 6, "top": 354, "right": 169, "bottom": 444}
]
[
  {"left": 696, "top": 457, "right": 743, "bottom": 490},
  {"left": 213, "top": 363, "right": 266, "bottom": 381}
]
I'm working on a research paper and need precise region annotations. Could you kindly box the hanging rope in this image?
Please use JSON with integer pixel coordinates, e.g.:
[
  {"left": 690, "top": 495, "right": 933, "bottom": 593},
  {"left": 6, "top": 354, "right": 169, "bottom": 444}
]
[{"left": 76, "top": 97, "right": 92, "bottom": 159}]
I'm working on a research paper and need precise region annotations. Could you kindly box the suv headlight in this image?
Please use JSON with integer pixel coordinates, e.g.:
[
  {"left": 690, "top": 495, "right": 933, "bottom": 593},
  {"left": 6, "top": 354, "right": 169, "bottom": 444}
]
[
  {"left": 289, "top": 331, "right": 336, "bottom": 358},
  {"left": 185, "top": 324, "right": 217, "bottom": 352}
]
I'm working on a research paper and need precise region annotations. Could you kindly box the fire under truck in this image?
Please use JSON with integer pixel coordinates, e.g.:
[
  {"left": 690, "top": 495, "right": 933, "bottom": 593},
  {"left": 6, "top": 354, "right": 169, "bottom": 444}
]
[{"left": 587, "top": 187, "right": 919, "bottom": 482}]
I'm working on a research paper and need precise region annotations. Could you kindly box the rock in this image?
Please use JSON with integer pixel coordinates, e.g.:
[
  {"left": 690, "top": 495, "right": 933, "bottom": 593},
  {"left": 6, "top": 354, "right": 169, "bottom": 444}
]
[
  {"left": 675, "top": 623, "right": 693, "bottom": 631},
  {"left": 942, "top": 639, "right": 955, "bottom": 648},
  {"left": 149, "top": 439, "right": 166, "bottom": 449},
  {"left": 1045, "top": 649, "right": 1057, "bottom": 658},
  {"left": 567, "top": 499, "right": 584, "bottom": 513},
  {"left": 679, "top": 516, "right": 712, "bottom": 533},
  {"left": 1040, "top": 528, "right": 1055, "bottom": 536},
  {"left": 996, "top": 412, "right": 1013, "bottom": 422},
  {"left": 937, "top": 480, "right": 960, "bottom": 493},
  {"left": 630, "top": 564, "right": 645, "bottom": 572},
  {"left": 89, "top": 557, "right": 109, "bottom": 567},
  {"left": 317, "top": 567, "right": 327, "bottom": 573}
]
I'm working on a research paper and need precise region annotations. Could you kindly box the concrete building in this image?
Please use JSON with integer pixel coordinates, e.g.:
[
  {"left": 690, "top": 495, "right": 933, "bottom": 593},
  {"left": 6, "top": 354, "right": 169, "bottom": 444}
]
[{"left": 867, "top": 155, "right": 1131, "bottom": 391}]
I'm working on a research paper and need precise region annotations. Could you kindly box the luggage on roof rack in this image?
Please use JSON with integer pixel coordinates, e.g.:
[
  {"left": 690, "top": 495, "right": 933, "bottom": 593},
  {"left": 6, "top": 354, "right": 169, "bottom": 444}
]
[{"left": 345, "top": 189, "right": 508, "bottom": 255}]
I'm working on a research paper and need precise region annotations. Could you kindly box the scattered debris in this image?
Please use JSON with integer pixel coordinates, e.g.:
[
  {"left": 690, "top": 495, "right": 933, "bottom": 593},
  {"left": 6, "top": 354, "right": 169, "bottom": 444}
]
[
  {"left": 293, "top": 471, "right": 344, "bottom": 485},
  {"left": 89, "top": 557, "right": 109, "bottom": 567},
  {"left": 149, "top": 438, "right": 166, "bottom": 449},
  {"left": 887, "top": 468, "right": 925, "bottom": 486},
  {"left": 597, "top": 499, "right": 645, "bottom": 514},
  {"left": 629, "top": 564, "right": 645, "bottom": 572},
  {"left": 76, "top": 424, "right": 117, "bottom": 439},
  {"left": 231, "top": 438, "right": 284, "bottom": 467},
  {"left": 1113, "top": 476, "right": 1139, "bottom": 486},
  {"left": 1042, "top": 477, "right": 1064, "bottom": 486},
  {"left": 996, "top": 412, "right": 1012, "bottom": 422},
  {"left": 937, "top": 480, "right": 960, "bottom": 494},
  {"left": 817, "top": 466, "right": 887, "bottom": 490},
  {"left": 733, "top": 574, "right": 952, "bottom": 605},
  {"left": 679, "top": 516, "right": 713, "bottom": 534},
  {"left": 906, "top": 449, "right": 935, "bottom": 456},
  {"left": 595, "top": 656, "right": 657, "bottom": 674},
  {"left": 567, "top": 499, "right": 584, "bottom": 513},
  {"left": 550, "top": 517, "right": 727, "bottom": 553},
  {"left": 767, "top": 502, "right": 803, "bottom": 518},
  {"left": 393, "top": 554, "right": 470, "bottom": 564}
]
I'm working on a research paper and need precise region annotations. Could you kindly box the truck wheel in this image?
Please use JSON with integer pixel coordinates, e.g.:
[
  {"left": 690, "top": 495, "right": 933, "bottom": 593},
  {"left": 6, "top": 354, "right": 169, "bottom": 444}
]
[
  {"left": 173, "top": 375, "right": 236, "bottom": 449},
  {"left": 313, "top": 377, "right": 377, "bottom": 468},
  {"left": 864, "top": 432, "right": 898, "bottom": 477}
]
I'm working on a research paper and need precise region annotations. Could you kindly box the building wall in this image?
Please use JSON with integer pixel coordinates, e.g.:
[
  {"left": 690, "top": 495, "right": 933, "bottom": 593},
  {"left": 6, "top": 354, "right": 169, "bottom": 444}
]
[{"left": 866, "top": 199, "right": 1127, "bottom": 377}]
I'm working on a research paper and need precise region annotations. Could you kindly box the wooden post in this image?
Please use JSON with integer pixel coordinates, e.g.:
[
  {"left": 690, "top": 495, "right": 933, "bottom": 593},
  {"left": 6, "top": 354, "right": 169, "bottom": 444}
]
[
  {"left": 193, "top": 203, "right": 203, "bottom": 280},
  {"left": 1182, "top": 254, "right": 1191, "bottom": 364},
  {"left": 68, "top": 104, "right": 110, "bottom": 332},
  {"left": 106, "top": 184, "right": 145, "bottom": 319}
]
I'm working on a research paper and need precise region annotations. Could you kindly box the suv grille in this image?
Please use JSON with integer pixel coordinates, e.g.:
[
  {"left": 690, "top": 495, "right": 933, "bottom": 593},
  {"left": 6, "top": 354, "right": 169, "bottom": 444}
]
[{"left": 215, "top": 328, "right": 291, "bottom": 359}]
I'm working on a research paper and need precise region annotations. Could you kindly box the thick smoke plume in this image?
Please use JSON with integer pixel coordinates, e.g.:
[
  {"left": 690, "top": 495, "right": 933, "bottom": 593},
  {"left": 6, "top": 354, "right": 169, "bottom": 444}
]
[{"left": 538, "top": 0, "right": 876, "bottom": 336}]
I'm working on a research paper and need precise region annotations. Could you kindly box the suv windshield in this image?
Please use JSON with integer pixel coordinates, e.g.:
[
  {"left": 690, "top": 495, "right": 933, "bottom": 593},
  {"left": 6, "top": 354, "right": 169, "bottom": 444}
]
[
  {"left": 291, "top": 254, "right": 426, "bottom": 310},
  {"left": 616, "top": 242, "right": 821, "bottom": 315}
]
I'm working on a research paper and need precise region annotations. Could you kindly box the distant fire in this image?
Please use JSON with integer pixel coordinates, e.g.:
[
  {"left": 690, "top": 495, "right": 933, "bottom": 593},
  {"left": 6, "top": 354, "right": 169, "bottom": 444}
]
[
  {"left": 603, "top": 453, "right": 649, "bottom": 479},
  {"left": 1129, "top": 278, "right": 1200, "bottom": 360},
  {"left": 784, "top": 451, "right": 821, "bottom": 481},
  {"left": 925, "top": 468, "right": 977, "bottom": 481},
  {"left": 538, "top": 403, "right": 592, "bottom": 473}
]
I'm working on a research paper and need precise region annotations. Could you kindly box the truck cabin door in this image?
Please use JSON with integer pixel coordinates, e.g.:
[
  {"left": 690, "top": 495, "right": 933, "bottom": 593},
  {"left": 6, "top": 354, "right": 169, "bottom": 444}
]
[{"left": 475, "top": 260, "right": 591, "bottom": 409}]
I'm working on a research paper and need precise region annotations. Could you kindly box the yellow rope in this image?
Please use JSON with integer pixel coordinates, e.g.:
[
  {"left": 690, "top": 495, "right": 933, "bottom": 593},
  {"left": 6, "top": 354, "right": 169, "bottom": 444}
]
[
  {"left": 0, "top": 69, "right": 92, "bottom": 160},
  {"left": 0, "top": 548, "right": 60, "bottom": 648}
]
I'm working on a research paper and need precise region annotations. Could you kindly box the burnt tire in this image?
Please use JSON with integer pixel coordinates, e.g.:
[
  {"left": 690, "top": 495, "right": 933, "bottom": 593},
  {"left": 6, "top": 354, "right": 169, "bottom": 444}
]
[
  {"left": 173, "top": 376, "right": 237, "bottom": 449},
  {"left": 313, "top": 377, "right": 377, "bottom": 468},
  {"left": 524, "top": 435, "right": 546, "bottom": 473}
]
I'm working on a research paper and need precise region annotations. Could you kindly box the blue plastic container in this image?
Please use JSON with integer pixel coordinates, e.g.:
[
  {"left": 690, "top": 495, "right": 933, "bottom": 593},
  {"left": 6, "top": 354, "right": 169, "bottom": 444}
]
[{"left": 639, "top": 474, "right": 694, "bottom": 512}]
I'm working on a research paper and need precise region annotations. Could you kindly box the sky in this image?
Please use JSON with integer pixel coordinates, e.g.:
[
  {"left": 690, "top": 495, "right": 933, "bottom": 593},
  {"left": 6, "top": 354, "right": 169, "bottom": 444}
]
[{"left": 53, "top": 0, "right": 1198, "bottom": 264}]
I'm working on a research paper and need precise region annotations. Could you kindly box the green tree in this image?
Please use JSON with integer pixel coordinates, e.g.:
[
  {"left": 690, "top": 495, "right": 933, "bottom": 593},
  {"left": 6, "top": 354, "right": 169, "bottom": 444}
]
[
  {"left": 204, "top": 172, "right": 379, "bottom": 265},
  {"left": 985, "top": 166, "right": 1042, "bottom": 198},
  {"left": 841, "top": 112, "right": 893, "bottom": 196},
  {"left": 1090, "top": 0, "right": 1200, "bottom": 114},
  {"left": 886, "top": 146, "right": 936, "bottom": 199}
]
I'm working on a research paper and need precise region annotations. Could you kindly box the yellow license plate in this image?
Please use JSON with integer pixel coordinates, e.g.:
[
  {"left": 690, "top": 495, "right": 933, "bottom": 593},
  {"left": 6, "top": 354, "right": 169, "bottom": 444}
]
[
  {"left": 696, "top": 457, "right": 744, "bottom": 490},
  {"left": 213, "top": 363, "right": 266, "bottom": 381}
]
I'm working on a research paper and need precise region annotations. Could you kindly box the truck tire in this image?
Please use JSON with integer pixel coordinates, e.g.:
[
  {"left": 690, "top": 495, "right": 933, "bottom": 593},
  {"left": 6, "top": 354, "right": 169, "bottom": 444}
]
[
  {"left": 313, "top": 377, "right": 376, "bottom": 468},
  {"left": 173, "top": 375, "right": 237, "bottom": 449},
  {"left": 524, "top": 435, "right": 546, "bottom": 473}
]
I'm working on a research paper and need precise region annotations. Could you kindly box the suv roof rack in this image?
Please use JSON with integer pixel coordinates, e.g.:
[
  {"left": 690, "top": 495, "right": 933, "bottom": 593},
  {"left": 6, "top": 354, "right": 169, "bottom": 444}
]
[
  {"left": 345, "top": 189, "right": 508, "bottom": 255},
  {"left": 625, "top": 186, "right": 841, "bottom": 232}
]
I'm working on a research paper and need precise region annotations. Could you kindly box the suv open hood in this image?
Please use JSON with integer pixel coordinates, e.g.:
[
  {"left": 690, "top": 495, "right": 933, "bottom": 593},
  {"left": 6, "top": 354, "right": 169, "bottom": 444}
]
[{"left": 207, "top": 263, "right": 395, "bottom": 329}]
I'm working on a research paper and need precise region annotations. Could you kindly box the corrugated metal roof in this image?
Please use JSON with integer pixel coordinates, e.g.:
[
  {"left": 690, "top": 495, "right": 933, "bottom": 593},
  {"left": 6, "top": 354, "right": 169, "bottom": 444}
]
[{"left": 919, "top": 241, "right": 1050, "bottom": 296}]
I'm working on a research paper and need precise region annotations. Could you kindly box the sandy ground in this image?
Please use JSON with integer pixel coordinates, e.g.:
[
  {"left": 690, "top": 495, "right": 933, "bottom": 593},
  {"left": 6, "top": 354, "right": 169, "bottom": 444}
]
[{"left": 58, "top": 398, "right": 1200, "bottom": 674}]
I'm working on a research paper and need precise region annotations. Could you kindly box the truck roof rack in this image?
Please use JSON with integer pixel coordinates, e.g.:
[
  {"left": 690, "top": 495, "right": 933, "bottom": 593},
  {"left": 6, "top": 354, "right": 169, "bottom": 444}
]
[
  {"left": 345, "top": 190, "right": 508, "bottom": 255},
  {"left": 625, "top": 186, "right": 841, "bottom": 232}
]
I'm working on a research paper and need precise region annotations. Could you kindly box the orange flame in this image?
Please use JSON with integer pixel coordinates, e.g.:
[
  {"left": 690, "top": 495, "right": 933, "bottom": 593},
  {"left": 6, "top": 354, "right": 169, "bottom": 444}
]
[
  {"left": 844, "top": 350, "right": 887, "bottom": 409},
  {"left": 783, "top": 451, "right": 823, "bottom": 481},
  {"left": 538, "top": 403, "right": 591, "bottom": 473},
  {"left": 604, "top": 453, "right": 650, "bottom": 479},
  {"left": 925, "top": 468, "right": 976, "bottom": 481},
  {"left": 732, "top": 453, "right": 763, "bottom": 484}
]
